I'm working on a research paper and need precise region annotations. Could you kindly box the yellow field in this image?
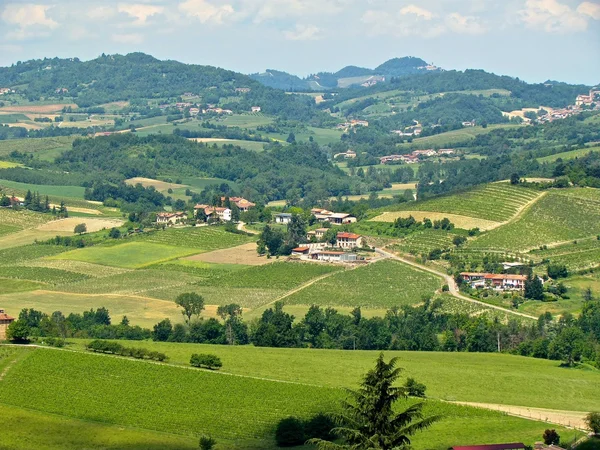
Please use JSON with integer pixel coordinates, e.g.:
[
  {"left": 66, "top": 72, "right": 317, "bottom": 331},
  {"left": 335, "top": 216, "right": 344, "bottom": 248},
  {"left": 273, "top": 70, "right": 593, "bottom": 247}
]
[
  {"left": 125, "top": 177, "right": 187, "bottom": 192},
  {"left": 0, "top": 160, "right": 22, "bottom": 168},
  {"left": 372, "top": 211, "right": 500, "bottom": 231},
  {"left": 185, "top": 242, "right": 270, "bottom": 266},
  {"left": 0, "top": 104, "right": 77, "bottom": 113},
  {"left": 36, "top": 218, "right": 124, "bottom": 233}
]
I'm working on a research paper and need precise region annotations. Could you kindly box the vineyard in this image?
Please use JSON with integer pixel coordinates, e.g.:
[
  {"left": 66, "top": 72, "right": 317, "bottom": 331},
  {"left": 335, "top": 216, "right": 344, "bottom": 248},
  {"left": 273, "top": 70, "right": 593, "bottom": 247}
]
[
  {"left": 377, "top": 183, "right": 541, "bottom": 222},
  {"left": 284, "top": 260, "right": 441, "bottom": 308},
  {"left": 468, "top": 192, "right": 600, "bottom": 251},
  {"left": 391, "top": 229, "right": 456, "bottom": 255},
  {"left": 0, "top": 208, "right": 55, "bottom": 230},
  {"left": 137, "top": 227, "right": 254, "bottom": 251},
  {"left": 529, "top": 239, "right": 600, "bottom": 271}
]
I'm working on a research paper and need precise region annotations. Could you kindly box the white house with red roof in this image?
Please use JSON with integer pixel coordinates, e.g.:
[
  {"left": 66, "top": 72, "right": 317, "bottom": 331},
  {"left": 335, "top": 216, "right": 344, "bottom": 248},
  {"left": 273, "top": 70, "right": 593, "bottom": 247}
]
[{"left": 336, "top": 232, "right": 363, "bottom": 249}]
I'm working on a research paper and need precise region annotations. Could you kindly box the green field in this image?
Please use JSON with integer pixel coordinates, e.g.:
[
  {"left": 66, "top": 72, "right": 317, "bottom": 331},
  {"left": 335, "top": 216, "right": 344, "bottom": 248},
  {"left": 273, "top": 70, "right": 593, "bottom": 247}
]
[
  {"left": 284, "top": 260, "right": 441, "bottom": 308},
  {"left": 0, "top": 160, "right": 22, "bottom": 168},
  {"left": 0, "top": 208, "right": 54, "bottom": 230},
  {"left": 396, "top": 124, "right": 520, "bottom": 150},
  {"left": 207, "top": 113, "right": 274, "bottom": 129},
  {"left": 468, "top": 190, "right": 600, "bottom": 251},
  {"left": 538, "top": 147, "right": 599, "bottom": 163},
  {"left": 137, "top": 226, "right": 253, "bottom": 250},
  {"left": 380, "top": 183, "right": 541, "bottom": 222},
  {"left": 0, "top": 277, "right": 44, "bottom": 293},
  {"left": 0, "top": 346, "right": 588, "bottom": 450},
  {"left": 392, "top": 229, "right": 456, "bottom": 255},
  {"left": 0, "top": 113, "right": 30, "bottom": 123},
  {"left": 0, "top": 179, "right": 86, "bottom": 199},
  {"left": 49, "top": 242, "right": 201, "bottom": 269},
  {"left": 529, "top": 238, "right": 600, "bottom": 271}
]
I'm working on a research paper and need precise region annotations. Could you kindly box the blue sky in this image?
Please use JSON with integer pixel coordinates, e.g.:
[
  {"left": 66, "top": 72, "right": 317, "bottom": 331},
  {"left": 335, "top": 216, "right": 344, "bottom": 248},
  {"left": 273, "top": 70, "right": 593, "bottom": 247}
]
[{"left": 0, "top": 0, "right": 599, "bottom": 85}]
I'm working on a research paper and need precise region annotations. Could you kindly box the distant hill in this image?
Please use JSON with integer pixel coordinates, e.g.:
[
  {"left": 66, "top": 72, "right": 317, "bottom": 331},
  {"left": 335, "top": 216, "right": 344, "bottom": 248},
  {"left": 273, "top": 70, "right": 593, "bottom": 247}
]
[{"left": 252, "top": 56, "right": 442, "bottom": 91}]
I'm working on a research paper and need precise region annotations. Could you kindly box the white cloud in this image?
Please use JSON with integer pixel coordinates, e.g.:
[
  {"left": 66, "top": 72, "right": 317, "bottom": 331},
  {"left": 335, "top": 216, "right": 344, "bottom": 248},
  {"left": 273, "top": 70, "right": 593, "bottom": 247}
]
[
  {"left": 400, "top": 5, "right": 434, "bottom": 20},
  {"left": 87, "top": 6, "right": 116, "bottom": 20},
  {"left": 112, "top": 33, "right": 144, "bottom": 44},
  {"left": 118, "top": 4, "right": 164, "bottom": 26},
  {"left": 250, "top": 0, "right": 348, "bottom": 23},
  {"left": 577, "top": 1, "right": 600, "bottom": 19},
  {"left": 283, "top": 24, "right": 322, "bottom": 41},
  {"left": 1, "top": 4, "right": 59, "bottom": 29},
  {"left": 446, "top": 12, "right": 487, "bottom": 34},
  {"left": 519, "top": 0, "right": 591, "bottom": 32},
  {"left": 178, "top": 0, "right": 235, "bottom": 24}
]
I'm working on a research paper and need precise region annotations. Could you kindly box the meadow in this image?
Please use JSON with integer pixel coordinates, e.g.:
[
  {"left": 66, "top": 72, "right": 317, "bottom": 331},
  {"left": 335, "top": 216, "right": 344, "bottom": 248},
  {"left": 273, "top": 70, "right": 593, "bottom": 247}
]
[
  {"left": 0, "top": 347, "right": 589, "bottom": 450},
  {"left": 537, "top": 146, "right": 599, "bottom": 163},
  {"left": 0, "top": 179, "right": 86, "bottom": 199},
  {"left": 137, "top": 226, "right": 254, "bottom": 250},
  {"left": 49, "top": 242, "right": 202, "bottom": 269},
  {"left": 468, "top": 191, "right": 600, "bottom": 251},
  {"left": 396, "top": 124, "right": 520, "bottom": 150},
  {"left": 284, "top": 260, "right": 441, "bottom": 308},
  {"left": 375, "top": 183, "right": 541, "bottom": 223},
  {"left": 0, "top": 136, "right": 75, "bottom": 160}
]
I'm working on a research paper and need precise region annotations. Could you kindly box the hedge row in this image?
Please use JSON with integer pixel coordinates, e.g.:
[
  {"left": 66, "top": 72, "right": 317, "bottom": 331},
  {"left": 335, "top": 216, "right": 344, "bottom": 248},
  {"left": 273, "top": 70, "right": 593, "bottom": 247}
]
[{"left": 86, "top": 340, "right": 168, "bottom": 361}]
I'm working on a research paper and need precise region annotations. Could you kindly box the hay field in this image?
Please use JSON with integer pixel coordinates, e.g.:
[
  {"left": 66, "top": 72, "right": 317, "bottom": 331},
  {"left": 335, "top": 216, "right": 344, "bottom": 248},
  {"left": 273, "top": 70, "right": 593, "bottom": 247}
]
[
  {"left": 36, "top": 217, "right": 124, "bottom": 233},
  {"left": 185, "top": 242, "right": 270, "bottom": 266},
  {"left": 372, "top": 211, "right": 499, "bottom": 231},
  {"left": 125, "top": 177, "right": 187, "bottom": 192},
  {"left": 0, "top": 104, "right": 77, "bottom": 113}
]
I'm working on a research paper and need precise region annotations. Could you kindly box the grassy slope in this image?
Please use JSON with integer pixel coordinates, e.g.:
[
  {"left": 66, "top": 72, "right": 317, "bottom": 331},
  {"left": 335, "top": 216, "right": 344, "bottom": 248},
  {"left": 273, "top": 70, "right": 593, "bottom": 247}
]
[
  {"left": 537, "top": 146, "right": 599, "bottom": 163},
  {"left": 0, "top": 347, "right": 587, "bottom": 449}
]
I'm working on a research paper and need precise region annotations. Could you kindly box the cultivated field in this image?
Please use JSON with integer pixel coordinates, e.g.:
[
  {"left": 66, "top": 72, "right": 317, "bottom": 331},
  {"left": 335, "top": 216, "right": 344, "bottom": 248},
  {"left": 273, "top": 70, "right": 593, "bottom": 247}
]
[
  {"left": 125, "top": 177, "right": 187, "bottom": 192},
  {"left": 138, "top": 226, "right": 254, "bottom": 251},
  {"left": 0, "top": 136, "right": 75, "bottom": 160},
  {"left": 36, "top": 217, "right": 124, "bottom": 233},
  {"left": 538, "top": 146, "right": 599, "bottom": 163},
  {"left": 185, "top": 242, "right": 270, "bottom": 266},
  {"left": 391, "top": 229, "right": 457, "bottom": 255},
  {"left": 284, "top": 259, "right": 441, "bottom": 308}
]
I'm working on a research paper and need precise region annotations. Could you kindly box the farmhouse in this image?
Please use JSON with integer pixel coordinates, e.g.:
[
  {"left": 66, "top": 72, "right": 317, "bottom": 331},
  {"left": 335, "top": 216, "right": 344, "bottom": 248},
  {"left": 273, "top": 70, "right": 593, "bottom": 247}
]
[
  {"left": 333, "top": 150, "right": 357, "bottom": 159},
  {"left": 251, "top": 106, "right": 262, "bottom": 113},
  {"left": 350, "top": 119, "right": 369, "bottom": 127},
  {"left": 438, "top": 149, "right": 455, "bottom": 155},
  {"left": 291, "top": 247, "right": 310, "bottom": 256},
  {"left": 275, "top": 213, "right": 292, "bottom": 224},
  {"left": 460, "top": 272, "right": 527, "bottom": 291},
  {"left": 307, "top": 228, "right": 329, "bottom": 240},
  {"left": 222, "top": 197, "right": 256, "bottom": 212},
  {"left": 0, "top": 88, "right": 15, "bottom": 95},
  {"left": 311, "top": 251, "right": 357, "bottom": 262},
  {"left": 156, "top": 212, "right": 188, "bottom": 225},
  {"left": 189, "top": 108, "right": 200, "bottom": 116},
  {"left": 327, "top": 213, "right": 357, "bottom": 225},
  {"left": 462, "top": 121, "right": 476, "bottom": 127},
  {"left": 336, "top": 232, "right": 363, "bottom": 249},
  {"left": 195, "top": 205, "right": 232, "bottom": 222},
  {"left": 0, "top": 309, "right": 15, "bottom": 341},
  {"left": 412, "top": 149, "right": 437, "bottom": 157},
  {"left": 235, "top": 87, "right": 251, "bottom": 93}
]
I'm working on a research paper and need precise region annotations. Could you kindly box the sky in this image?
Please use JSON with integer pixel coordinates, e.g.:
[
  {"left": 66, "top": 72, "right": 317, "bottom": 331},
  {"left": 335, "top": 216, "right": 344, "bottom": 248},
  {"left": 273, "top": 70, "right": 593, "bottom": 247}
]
[{"left": 0, "top": 0, "right": 599, "bottom": 85}]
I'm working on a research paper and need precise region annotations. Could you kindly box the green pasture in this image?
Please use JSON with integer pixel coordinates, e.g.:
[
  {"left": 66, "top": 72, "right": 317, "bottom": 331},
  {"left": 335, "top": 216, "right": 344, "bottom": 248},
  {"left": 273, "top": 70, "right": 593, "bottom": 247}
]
[
  {"left": 284, "top": 259, "right": 442, "bottom": 308},
  {"left": 207, "top": 113, "right": 274, "bottom": 128},
  {"left": 468, "top": 191, "right": 600, "bottom": 251},
  {"left": 0, "top": 277, "right": 44, "bottom": 294},
  {"left": 538, "top": 147, "right": 599, "bottom": 163},
  {"left": 0, "top": 179, "right": 86, "bottom": 199},
  {"left": 396, "top": 124, "right": 520, "bottom": 150},
  {"left": 49, "top": 242, "right": 201, "bottom": 269},
  {"left": 179, "top": 176, "right": 239, "bottom": 191},
  {"left": 0, "top": 348, "right": 586, "bottom": 450},
  {"left": 0, "top": 113, "right": 30, "bottom": 123}
]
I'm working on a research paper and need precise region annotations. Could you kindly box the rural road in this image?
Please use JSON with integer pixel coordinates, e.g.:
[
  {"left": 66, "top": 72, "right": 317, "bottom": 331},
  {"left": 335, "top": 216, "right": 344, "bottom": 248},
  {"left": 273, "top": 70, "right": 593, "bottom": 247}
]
[{"left": 375, "top": 248, "right": 537, "bottom": 320}]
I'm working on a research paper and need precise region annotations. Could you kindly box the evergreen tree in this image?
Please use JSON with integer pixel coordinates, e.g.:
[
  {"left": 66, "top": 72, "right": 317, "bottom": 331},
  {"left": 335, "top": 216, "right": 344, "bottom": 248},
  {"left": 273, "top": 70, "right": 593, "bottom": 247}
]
[{"left": 524, "top": 273, "right": 544, "bottom": 300}]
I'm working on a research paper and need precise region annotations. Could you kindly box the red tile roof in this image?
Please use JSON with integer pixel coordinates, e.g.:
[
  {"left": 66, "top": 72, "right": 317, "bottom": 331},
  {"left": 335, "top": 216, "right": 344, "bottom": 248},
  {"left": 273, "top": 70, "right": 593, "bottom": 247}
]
[
  {"left": 453, "top": 444, "right": 526, "bottom": 450},
  {"left": 292, "top": 247, "right": 310, "bottom": 252},
  {"left": 484, "top": 274, "right": 527, "bottom": 281},
  {"left": 0, "top": 311, "right": 15, "bottom": 321},
  {"left": 337, "top": 232, "right": 361, "bottom": 239}
]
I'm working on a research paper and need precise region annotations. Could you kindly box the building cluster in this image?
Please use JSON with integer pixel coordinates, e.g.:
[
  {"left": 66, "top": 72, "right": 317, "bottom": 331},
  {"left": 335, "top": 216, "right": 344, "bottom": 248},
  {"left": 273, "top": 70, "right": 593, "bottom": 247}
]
[
  {"left": 291, "top": 232, "right": 365, "bottom": 263},
  {"left": 460, "top": 272, "right": 528, "bottom": 291},
  {"left": 333, "top": 150, "right": 357, "bottom": 160},
  {"left": 336, "top": 119, "right": 369, "bottom": 131},
  {"left": 360, "top": 76, "right": 385, "bottom": 88},
  {"left": 275, "top": 209, "right": 357, "bottom": 226},
  {"left": 392, "top": 120, "right": 422, "bottom": 137},
  {"left": 0, "top": 88, "right": 15, "bottom": 95},
  {"left": 380, "top": 148, "right": 454, "bottom": 165},
  {"left": 156, "top": 197, "right": 255, "bottom": 225}
]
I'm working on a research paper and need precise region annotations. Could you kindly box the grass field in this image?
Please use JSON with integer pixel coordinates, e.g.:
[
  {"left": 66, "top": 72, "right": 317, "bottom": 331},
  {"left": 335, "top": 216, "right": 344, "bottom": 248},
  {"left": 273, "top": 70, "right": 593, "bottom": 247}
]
[
  {"left": 0, "top": 179, "right": 86, "bottom": 199},
  {"left": 391, "top": 229, "right": 457, "bottom": 255},
  {"left": 468, "top": 191, "right": 600, "bottom": 251},
  {"left": 284, "top": 260, "right": 441, "bottom": 308},
  {"left": 0, "top": 277, "right": 45, "bottom": 293},
  {"left": 0, "top": 160, "right": 22, "bottom": 168},
  {"left": 538, "top": 146, "right": 599, "bottom": 163},
  {"left": 372, "top": 211, "right": 499, "bottom": 231},
  {"left": 49, "top": 242, "right": 201, "bottom": 269},
  {"left": 377, "top": 183, "right": 541, "bottom": 223},
  {"left": 0, "top": 347, "right": 588, "bottom": 450},
  {"left": 137, "top": 226, "right": 254, "bottom": 251},
  {"left": 190, "top": 138, "right": 267, "bottom": 152},
  {"left": 396, "top": 124, "right": 520, "bottom": 150}
]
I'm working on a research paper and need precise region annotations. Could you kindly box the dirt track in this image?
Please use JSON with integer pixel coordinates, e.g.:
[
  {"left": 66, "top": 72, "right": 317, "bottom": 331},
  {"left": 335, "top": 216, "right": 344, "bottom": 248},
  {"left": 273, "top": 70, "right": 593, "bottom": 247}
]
[{"left": 451, "top": 401, "right": 589, "bottom": 430}]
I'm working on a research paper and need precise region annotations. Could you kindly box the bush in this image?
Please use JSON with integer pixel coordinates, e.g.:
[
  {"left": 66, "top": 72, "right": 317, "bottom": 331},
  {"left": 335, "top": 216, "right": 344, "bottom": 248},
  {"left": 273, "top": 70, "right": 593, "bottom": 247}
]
[
  {"left": 86, "top": 340, "right": 167, "bottom": 361},
  {"left": 190, "top": 353, "right": 222, "bottom": 370},
  {"left": 543, "top": 429, "right": 560, "bottom": 445},
  {"left": 586, "top": 412, "right": 600, "bottom": 434},
  {"left": 404, "top": 377, "right": 427, "bottom": 397},
  {"left": 275, "top": 417, "right": 305, "bottom": 447},
  {"left": 304, "top": 413, "right": 335, "bottom": 441},
  {"left": 199, "top": 435, "right": 217, "bottom": 450}
]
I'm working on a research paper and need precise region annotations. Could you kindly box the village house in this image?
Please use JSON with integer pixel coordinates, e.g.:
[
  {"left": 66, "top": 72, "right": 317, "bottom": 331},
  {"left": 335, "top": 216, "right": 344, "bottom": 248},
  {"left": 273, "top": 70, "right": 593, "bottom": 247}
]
[
  {"left": 221, "top": 197, "right": 256, "bottom": 212},
  {"left": 460, "top": 273, "right": 527, "bottom": 291},
  {"left": 55, "top": 87, "right": 69, "bottom": 94},
  {"left": 327, "top": 213, "right": 357, "bottom": 225},
  {"left": 307, "top": 228, "right": 329, "bottom": 241},
  {"left": 350, "top": 119, "right": 369, "bottom": 127},
  {"left": 195, "top": 204, "right": 232, "bottom": 222},
  {"left": 251, "top": 106, "right": 262, "bottom": 113},
  {"left": 0, "top": 88, "right": 15, "bottom": 95},
  {"left": 176, "top": 102, "right": 192, "bottom": 110},
  {"left": 380, "top": 154, "right": 419, "bottom": 165},
  {"left": 189, "top": 108, "right": 200, "bottom": 116},
  {"left": 412, "top": 149, "right": 437, "bottom": 157},
  {"left": 156, "top": 212, "right": 188, "bottom": 225},
  {"left": 462, "top": 120, "right": 476, "bottom": 127},
  {"left": 311, "top": 251, "right": 357, "bottom": 262},
  {"left": 336, "top": 232, "right": 363, "bottom": 249},
  {"left": 235, "top": 87, "right": 251, "bottom": 93},
  {"left": 333, "top": 150, "right": 357, "bottom": 159},
  {"left": 275, "top": 213, "right": 293, "bottom": 224},
  {"left": 575, "top": 89, "right": 599, "bottom": 106},
  {"left": 0, "top": 309, "right": 16, "bottom": 341},
  {"left": 438, "top": 149, "right": 455, "bottom": 155}
]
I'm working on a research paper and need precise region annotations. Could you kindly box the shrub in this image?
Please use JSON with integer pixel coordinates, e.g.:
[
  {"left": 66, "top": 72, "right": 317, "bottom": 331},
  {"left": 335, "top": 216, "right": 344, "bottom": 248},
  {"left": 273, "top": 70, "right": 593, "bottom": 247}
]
[
  {"left": 275, "top": 416, "right": 305, "bottom": 447},
  {"left": 586, "top": 412, "right": 600, "bottom": 434},
  {"left": 86, "top": 340, "right": 167, "bottom": 361},
  {"left": 190, "top": 353, "right": 222, "bottom": 370},
  {"left": 199, "top": 435, "right": 217, "bottom": 450},
  {"left": 543, "top": 429, "right": 560, "bottom": 445},
  {"left": 304, "top": 413, "right": 335, "bottom": 441},
  {"left": 404, "top": 377, "right": 427, "bottom": 397}
]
